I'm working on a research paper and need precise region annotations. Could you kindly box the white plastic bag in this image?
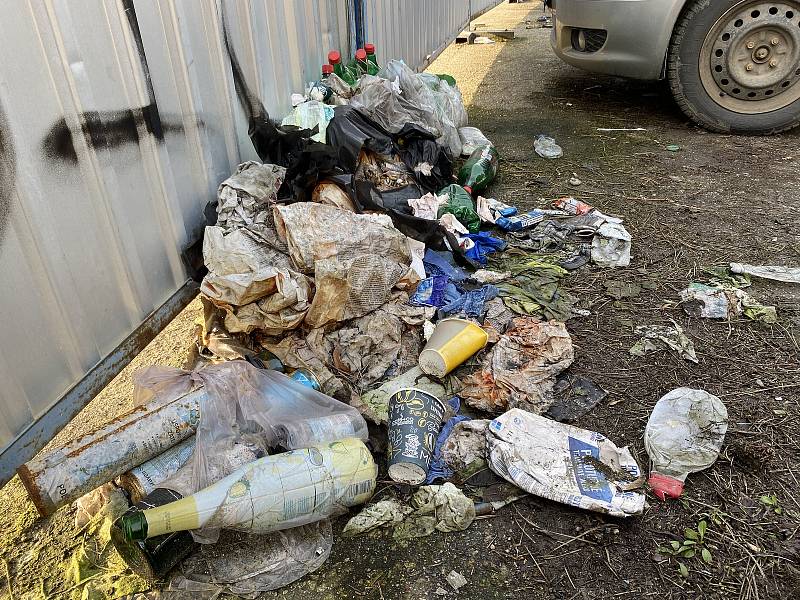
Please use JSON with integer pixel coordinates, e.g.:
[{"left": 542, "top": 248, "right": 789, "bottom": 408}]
[{"left": 644, "top": 388, "right": 727, "bottom": 499}]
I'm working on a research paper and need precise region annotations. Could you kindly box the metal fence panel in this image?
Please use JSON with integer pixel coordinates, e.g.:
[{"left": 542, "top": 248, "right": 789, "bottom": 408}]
[
  {"left": 362, "top": 0, "right": 504, "bottom": 71},
  {"left": 471, "top": 0, "right": 506, "bottom": 19},
  {"left": 0, "top": 0, "right": 350, "bottom": 485}
]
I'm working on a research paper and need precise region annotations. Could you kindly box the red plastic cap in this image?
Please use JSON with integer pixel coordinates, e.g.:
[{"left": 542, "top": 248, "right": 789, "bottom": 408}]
[
  {"left": 365, "top": 43, "right": 375, "bottom": 54},
  {"left": 463, "top": 186, "right": 473, "bottom": 195},
  {"left": 322, "top": 64, "right": 333, "bottom": 75},
  {"left": 327, "top": 50, "right": 341, "bottom": 64},
  {"left": 648, "top": 473, "right": 684, "bottom": 500},
  {"left": 355, "top": 48, "right": 367, "bottom": 61}
]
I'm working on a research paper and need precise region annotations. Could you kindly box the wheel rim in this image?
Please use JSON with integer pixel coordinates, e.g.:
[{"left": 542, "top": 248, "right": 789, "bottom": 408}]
[{"left": 700, "top": 1, "right": 800, "bottom": 114}]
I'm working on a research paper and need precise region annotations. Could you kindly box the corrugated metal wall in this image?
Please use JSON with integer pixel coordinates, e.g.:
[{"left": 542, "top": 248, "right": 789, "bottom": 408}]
[
  {"left": 362, "top": 0, "right": 504, "bottom": 71},
  {"left": 471, "top": 0, "right": 507, "bottom": 18},
  {"left": 0, "top": 0, "right": 350, "bottom": 477},
  {"left": 0, "top": 0, "right": 506, "bottom": 483}
]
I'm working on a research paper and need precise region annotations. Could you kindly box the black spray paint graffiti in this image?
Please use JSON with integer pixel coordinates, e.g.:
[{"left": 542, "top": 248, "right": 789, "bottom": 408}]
[
  {"left": 42, "top": 0, "right": 185, "bottom": 163},
  {"left": 0, "top": 101, "right": 13, "bottom": 249},
  {"left": 42, "top": 104, "right": 184, "bottom": 163}
]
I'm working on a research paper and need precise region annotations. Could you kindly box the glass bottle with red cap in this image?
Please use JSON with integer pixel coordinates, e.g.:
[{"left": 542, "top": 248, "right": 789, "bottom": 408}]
[
  {"left": 327, "top": 50, "right": 357, "bottom": 86},
  {"left": 364, "top": 43, "right": 380, "bottom": 75},
  {"left": 353, "top": 48, "right": 369, "bottom": 76}
]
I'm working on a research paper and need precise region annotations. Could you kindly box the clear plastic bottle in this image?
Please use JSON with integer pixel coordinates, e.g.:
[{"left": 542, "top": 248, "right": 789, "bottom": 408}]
[
  {"left": 644, "top": 388, "right": 728, "bottom": 500},
  {"left": 278, "top": 413, "right": 361, "bottom": 448}
]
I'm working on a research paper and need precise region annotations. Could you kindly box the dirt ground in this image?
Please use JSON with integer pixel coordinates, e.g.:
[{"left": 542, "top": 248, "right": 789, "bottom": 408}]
[{"left": 2, "top": 2, "right": 800, "bottom": 599}]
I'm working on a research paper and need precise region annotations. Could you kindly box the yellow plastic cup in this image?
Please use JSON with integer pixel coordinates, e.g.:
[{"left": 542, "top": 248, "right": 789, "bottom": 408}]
[{"left": 418, "top": 318, "right": 489, "bottom": 378}]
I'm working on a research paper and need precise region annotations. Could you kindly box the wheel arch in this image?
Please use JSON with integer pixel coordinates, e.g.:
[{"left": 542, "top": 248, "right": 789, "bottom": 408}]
[{"left": 661, "top": 0, "right": 701, "bottom": 78}]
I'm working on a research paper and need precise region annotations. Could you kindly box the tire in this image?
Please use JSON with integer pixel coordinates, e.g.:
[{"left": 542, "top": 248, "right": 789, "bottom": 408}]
[{"left": 668, "top": 0, "right": 800, "bottom": 134}]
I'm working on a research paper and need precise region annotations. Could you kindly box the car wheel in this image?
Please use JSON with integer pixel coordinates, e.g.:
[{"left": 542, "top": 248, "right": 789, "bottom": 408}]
[{"left": 668, "top": 0, "right": 800, "bottom": 134}]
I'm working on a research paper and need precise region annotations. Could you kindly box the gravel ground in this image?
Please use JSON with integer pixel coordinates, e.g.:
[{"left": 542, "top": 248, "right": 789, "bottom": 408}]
[{"left": 1, "top": 2, "right": 799, "bottom": 599}]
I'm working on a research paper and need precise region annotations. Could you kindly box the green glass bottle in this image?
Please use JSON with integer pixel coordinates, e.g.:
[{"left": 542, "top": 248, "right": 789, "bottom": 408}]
[
  {"left": 364, "top": 43, "right": 381, "bottom": 76},
  {"left": 328, "top": 50, "right": 357, "bottom": 86},
  {"left": 353, "top": 48, "right": 369, "bottom": 76},
  {"left": 458, "top": 145, "right": 499, "bottom": 196}
]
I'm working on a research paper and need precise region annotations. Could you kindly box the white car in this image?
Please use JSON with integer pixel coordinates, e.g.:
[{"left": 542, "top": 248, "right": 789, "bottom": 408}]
[{"left": 550, "top": 0, "right": 800, "bottom": 133}]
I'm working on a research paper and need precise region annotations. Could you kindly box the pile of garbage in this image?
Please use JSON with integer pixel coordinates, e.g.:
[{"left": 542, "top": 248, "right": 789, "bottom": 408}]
[{"left": 16, "top": 45, "right": 730, "bottom": 598}]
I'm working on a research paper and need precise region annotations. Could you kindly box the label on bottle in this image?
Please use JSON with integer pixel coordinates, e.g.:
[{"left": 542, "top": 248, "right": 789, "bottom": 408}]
[{"left": 141, "top": 438, "right": 376, "bottom": 538}]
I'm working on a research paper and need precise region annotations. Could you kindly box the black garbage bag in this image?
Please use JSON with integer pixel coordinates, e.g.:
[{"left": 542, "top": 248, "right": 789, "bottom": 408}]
[
  {"left": 395, "top": 124, "right": 453, "bottom": 193},
  {"left": 326, "top": 105, "right": 396, "bottom": 171},
  {"left": 225, "top": 25, "right": 338, "bottom": 202}
]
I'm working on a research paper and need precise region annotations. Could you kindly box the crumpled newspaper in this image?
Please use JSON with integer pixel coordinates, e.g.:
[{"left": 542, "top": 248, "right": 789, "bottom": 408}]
[
  {"left": 342, "top": 483, "right": 475, "bottom": 540},
  {"left": 274, "top": 202, "right": 411, "bottom": 327},
  {"left": 486, "top": 409, "right": 645, "bottom": 517},
  {"left": 200, "top": 227, "right": 313, "bottom": 335},
  {"left": 217, "top": 162, "right": 285, "bottom": 236},
  {"left": 306, "top": 302, "right": 432, "bottom": 394},
  {"left": 200, "top": 226, "right": 310, "bottom": 306},
  {"left": 461, "top": 317, "right": 575, "bottom": 414},
  {"left": 275, "top": 203, "right": 410, "bottom": 274},
  {"left": 630, "top": 322, "right": 698, "bottom": 363}
]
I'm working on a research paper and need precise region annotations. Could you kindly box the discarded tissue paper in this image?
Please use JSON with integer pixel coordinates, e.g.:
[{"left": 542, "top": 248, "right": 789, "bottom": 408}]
[
  {"left": 461, "top": 317, "right": 574, "bottom": 414},
  {"left": 486, "top": 409, "right": 646, "bottom": 517},
  {"left": 630, "top": 322, "right": 698, "bottom": 363},
  {"left": 342, "top": 482, "right": 475, "bottom": 540}
]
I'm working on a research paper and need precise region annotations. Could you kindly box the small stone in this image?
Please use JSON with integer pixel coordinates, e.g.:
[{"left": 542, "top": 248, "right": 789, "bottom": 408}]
[
  {"left": 755, "top": 379, "right": 765, "bottom": 387},
  {"left": 447, "top": 570, "right": 467, "bottom": 591},
  {"left": 569, "top": 176, "right": 582, "bottom": 186},
  {"left": 435, "top": 587, "right": 449, "bottom": 596}
]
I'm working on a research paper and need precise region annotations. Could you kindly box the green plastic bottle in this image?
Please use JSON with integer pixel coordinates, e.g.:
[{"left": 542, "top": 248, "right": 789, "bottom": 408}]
[
  {"left": 364, "top": 43, "right": 381, "bottom": 76},
  {"left": 328, "top": 50, "right": 357, "bottom": 87},
  {"left": 458, "top": 145, "right": 499, "bottom": 196}
]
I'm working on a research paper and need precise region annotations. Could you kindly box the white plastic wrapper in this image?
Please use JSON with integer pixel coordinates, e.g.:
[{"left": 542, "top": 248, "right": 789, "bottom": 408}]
[
  {"left": 486, "top": 409, "right": 645, "bottom": 517},
  {"left": 280, "top": 101, "right": 335, "bottom": 143},
  {"left": 592, "top": 221, "right": 632, "bottom": 268},
  {"left": 459, "top": 127, "right": 492, "bottom": 156},
  {"left": 730, "top": 263, "right": 800, "bottom": 284}
]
